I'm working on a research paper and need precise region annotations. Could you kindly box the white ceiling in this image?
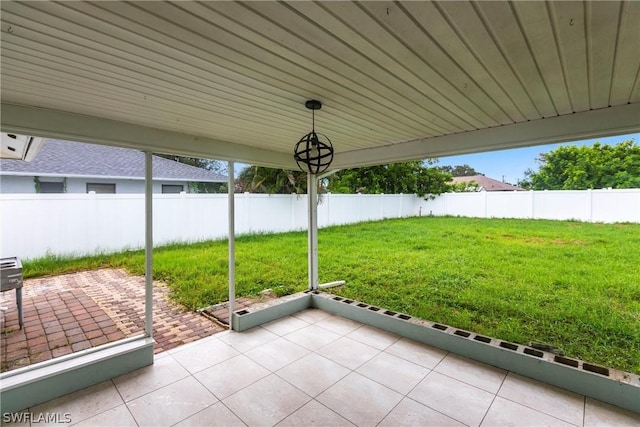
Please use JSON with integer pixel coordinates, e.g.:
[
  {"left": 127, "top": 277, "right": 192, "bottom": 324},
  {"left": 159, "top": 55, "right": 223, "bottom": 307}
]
[{"left": 1, "top": 1, "right": 639, "bottom": 170}]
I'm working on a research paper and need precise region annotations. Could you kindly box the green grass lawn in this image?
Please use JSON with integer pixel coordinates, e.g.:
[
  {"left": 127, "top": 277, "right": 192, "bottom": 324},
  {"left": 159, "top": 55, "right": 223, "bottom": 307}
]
[{"left": 25, "top": 217, "right": 640, "bottom": 374}]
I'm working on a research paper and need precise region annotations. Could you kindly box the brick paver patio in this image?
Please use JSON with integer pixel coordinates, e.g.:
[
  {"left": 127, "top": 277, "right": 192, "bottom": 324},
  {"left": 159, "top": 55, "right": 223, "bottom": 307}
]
[{"left": 1, "top": 269, "right": 228, "bottom": 372}]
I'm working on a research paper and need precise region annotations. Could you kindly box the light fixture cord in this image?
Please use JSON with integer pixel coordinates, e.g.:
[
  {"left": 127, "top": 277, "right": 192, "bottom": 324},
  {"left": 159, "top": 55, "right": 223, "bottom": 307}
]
[{"left": 312, "top": 109, "right": 315, "bottom": 132}]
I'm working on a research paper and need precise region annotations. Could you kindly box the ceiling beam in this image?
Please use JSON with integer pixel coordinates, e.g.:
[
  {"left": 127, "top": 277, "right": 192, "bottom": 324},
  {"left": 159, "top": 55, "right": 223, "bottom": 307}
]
[
  {"left": 332, "top": 103, "right": 640, "bottom": 169},
  {"left": 0, "top": 103, "right": 298, "bottom": 169}
]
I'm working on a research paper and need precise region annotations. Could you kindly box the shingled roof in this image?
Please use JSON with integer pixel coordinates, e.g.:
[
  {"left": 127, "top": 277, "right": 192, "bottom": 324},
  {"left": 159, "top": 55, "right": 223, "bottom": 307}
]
[
  {"left": 452, "top": 175, "right": 523, "bottom": 192},
  {"left": 0, "top": 139, "right": 226, "bottom": 182}
]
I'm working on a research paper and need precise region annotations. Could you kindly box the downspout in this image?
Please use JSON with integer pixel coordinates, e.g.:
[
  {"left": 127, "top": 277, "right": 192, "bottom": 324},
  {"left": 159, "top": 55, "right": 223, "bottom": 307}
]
[
  {"left": 228, "top": 161, "right": 236, "bottom": 328},
  {"left": 144, "top": 151, "right": 153, "bottom": 338}
]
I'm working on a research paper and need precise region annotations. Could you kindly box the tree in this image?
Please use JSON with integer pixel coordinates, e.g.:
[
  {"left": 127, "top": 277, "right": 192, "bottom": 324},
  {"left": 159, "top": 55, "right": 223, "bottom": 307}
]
[
  {"left": 235, "top": 166, "right": 308, "bottom": 194},
  {"left": 155, "top": 155, "right": 227, "bottom": 193},
  {"left": 438, "top": 164, "right": 481, "bottom": 177},
  {"left": 521, "top": 140, "right": 640, "bottom": 190},
  {"left": 326, "top": 160, "right": 452, "bottom": 198}
]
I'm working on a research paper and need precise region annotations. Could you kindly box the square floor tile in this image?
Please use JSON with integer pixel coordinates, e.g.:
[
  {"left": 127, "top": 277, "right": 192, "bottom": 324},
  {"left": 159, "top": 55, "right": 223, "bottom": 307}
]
[
  {"left": 126, "top": 376, "right": 217, "bottom": 427},
  {"left": 385, "top": 337, "right": 447, "bottom": 369},
  {"left": 409, "top": 371, "right": 494, "bottom": 426},
  {"left": 481, "top": 396, "right": 576, "bottom": 427},
  {"left": 261, "top": 316, "right": 309, "bottom": 336},
  {"left": 317, "top": 315, "right": 362, "bottom": 335},
  {"left": 317, "top": 372, "right": 403, "bottom": 426},
  {"left": 194, "top": 354, "right": 270, "bottom": 399},
  {"left": 292, "top": 308, "right": 332, "bottom": 324},
  {"left": 434, "top": 353, "right": 506, "bottom": 393},
  {"left": 584, "top": 397, "right": 640, "bottom": 426},
  {"left": 73, "top": 404, "right": 137, "bottom": 427},
  {"left": 113, "top": 355, "right": 190, "bottom": 401},
  {"left": 223, "top": 374, "right": 311, "bottom": 426},
  {"left": 346, "top": 325, "right": 400, "bottom": 350},
  {"left": 30, "top": 380, "right": 123, "bottom": 425},
  {"left": 174, "top": 401, "right": 246, "bottom": 427},
  {"left": 218, "top": 327, "right": 279, "bottom": 353},
  {"left": 284, "top": 324, "right": 341, "bottom": 351},
  {"left": 316, "top": 336, "right": 380, "bottom": 370},
  {"left": 277, "top": 353, "right": 351, "bottom": 397},
  {"left": 277, "top": 400, "right": 354, "bottom": 427},
  {"left": 379, "top": 397, "right": 465, "bottom": 427},
  {"left": 171, "top": 337, "right": 240, "bottom": 374},
  {"left": 356, "top": 352, "right": 430, "bottom": 394},
  {"left": 498, "top": 373, "right": 584, "bottom": 426},
  {"left": 245, "top": 336, "right": 310, "bottom": 371}
]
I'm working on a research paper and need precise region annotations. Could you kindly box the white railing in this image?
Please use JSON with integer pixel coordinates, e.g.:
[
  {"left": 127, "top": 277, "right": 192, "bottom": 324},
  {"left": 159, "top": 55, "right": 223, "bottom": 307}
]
[{"left": 1, "top": 189, "right": 638, "bottom": 260}]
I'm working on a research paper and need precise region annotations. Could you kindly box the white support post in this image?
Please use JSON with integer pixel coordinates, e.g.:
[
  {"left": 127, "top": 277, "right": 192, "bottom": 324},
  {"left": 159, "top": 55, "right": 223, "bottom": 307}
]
[
  {"left": 228, "top": 161, "right": 236, "bottom": 328},
  {"left": 307, "top": 172, "right": 319, "bottom": 290},
  {"left": 144, "top": 151, "right": 153, "bottom": 338}
]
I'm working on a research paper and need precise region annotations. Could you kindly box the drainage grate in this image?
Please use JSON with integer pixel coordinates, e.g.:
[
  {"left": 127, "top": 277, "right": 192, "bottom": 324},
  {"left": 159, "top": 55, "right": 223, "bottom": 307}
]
[
  {"left": 454, "top": 330, "right": 471, "bottom": 338},
  {"left": 499, "top": 342, "right": 518, "bottom": 351},
  {"left": 342, "top": 299, "right": 354, "bottom": 304},
  {"left": 333, "top": 296, "right": 343, "bottom": 301},
  {"left": 398, "top": 314, "right": 411, "bottom": 320},
  {"left": 368, "top": 306, "right": 380, "bottom": 312},
  {"left": 474, "top": 335, "right": 491, "bottom": 343},
  {"left": 524, "top": 348, "right": 544, "bottom": 358},
  {"left": 383, "top": 310, "right": 397, "bottom": 316},
  {"left": 432, "top": 323, "right": 448, "bottom": 331},
  {"left": 583, "top": 363, "right": 609, "bottom": 376},
  {"left": 357, "top": 303, "right": 368, "bottom": 308},
  {"left": 235, "top": 309, "right": 250, "bottom": 316},
  {"left": 554, "top": 355, "right": 579, "bottom": 368}
]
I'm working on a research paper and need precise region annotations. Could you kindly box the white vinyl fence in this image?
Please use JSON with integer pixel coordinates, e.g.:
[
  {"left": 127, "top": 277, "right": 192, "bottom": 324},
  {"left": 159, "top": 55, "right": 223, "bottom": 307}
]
[
  {"left": 1, "top": 189, "right": 638, "bottom": 260},
  {"left": 421, "top": 188, "right": 640, "bottom": 223},
  {"left": 0, "top": 193, "right": 420, "bottom": 260}
]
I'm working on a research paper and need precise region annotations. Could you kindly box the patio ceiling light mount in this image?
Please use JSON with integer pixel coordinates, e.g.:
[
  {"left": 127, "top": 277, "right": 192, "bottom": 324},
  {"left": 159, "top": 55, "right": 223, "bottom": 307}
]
[{"left": 294, "top": 100, "right": 334, "bottom": 174}]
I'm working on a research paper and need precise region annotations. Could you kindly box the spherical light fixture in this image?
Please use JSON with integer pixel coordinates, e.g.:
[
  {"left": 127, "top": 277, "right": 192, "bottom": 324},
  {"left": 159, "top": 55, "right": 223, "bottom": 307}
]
[{"left": 294, "top": 100, "right": 334, "bottom": 174}]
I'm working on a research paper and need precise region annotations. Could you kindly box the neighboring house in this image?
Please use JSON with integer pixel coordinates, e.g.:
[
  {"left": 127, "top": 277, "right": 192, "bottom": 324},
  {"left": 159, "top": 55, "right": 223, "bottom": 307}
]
[
  {"left": 451, "top": 175, "right": 523, "bottom": 192},
  {"left": 0, "top": 139, "right": 227, "bottom": 194}
]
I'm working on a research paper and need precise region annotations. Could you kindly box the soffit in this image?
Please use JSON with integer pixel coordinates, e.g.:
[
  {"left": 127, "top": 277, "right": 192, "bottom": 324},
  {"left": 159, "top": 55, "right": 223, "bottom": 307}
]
[{"left": 1, "top": 1, "right": 638, "bottom": 169}]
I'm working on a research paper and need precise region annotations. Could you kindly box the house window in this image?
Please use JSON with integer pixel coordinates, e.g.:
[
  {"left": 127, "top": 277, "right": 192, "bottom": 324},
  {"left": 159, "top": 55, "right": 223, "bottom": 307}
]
[
  {"left": 40, "top": 182, "right": 64, "bottom": 193},
  {"left": 86, "top": 183, "right": 116, "bottom": 194},
  {"left": 162, "top": 184, "right": 184, "bottom": 194}
]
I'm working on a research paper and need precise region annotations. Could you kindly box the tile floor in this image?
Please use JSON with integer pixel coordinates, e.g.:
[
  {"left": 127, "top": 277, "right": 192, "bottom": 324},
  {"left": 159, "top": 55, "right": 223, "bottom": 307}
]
[{"left": 10, "top": 309, "right": 640, "bottom": 427}]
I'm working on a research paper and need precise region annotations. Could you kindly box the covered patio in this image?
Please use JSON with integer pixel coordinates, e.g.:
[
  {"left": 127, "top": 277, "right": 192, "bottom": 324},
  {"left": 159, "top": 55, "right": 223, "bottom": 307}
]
[
  {"left": 1, "top": 0, "right": 639, "bottom": 421},
  {"left": 16, "top": 309, "right": 639, "bottom": 426}
]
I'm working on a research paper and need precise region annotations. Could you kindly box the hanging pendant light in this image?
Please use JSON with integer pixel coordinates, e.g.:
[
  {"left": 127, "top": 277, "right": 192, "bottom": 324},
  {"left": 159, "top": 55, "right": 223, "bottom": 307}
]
[{"left": 294, "top": 100, "right": 334, "bottom": 174}]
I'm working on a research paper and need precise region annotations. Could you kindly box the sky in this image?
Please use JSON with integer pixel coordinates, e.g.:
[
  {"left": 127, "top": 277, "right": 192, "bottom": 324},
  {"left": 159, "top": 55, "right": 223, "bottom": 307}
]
[
  {"left": 232, "top": 132, "right": 639, "bottom": 181},
  {"left": 437, "top": 132, "right": 639, "bottom": 185}
]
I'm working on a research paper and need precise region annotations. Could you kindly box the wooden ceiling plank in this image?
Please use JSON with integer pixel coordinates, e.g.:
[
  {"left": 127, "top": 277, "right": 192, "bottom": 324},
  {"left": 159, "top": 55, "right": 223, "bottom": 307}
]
[
  {"left": 359, "top": 1, "right": 503, "bottom": 127},
  {"left": 1, "top": 104, "right": 298, "bottom": 168},
  {"left": 14, "top": 1, "right": 422, "bottom": 138},
  {"left": 118, "top": 1, "right": 441, "bottom": 136},
  {"left": 511, "top": 1, "right": 573, "bottom": 115},
  {"left": 186, "top": 1, "right": 461, "bottom": 134},
  {"left": 475, "top": 1, "right": 556, "bottom": 117},
  {"left": 549, "top": 2, "right": 589, "bottom": 112},
  {"left": 587, "top": 1, "right": 623, "bottom": 109},
  {"left": 609, "top": 1, "right": 640, "bottom": 105},
  {"left": 403, "top": 1, "right": 524, "bottom": 124},
  {"left": 332, "top": 103, "right": 640, "bottom": 169},
  {"left": 437, "top": 1, "right": 540, "bottom": 121}
]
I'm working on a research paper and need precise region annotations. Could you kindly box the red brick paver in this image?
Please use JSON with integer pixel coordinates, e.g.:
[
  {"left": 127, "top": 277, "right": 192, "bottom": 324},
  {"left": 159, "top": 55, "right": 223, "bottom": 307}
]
[{"left": 1, "top": 269, "right": 225, "bottom": 372}]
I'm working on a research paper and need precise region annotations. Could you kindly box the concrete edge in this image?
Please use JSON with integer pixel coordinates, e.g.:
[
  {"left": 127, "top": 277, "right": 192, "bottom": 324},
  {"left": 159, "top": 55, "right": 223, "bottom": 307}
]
[
  {"left": 231, "top": 292, "right": 312, "bottom": 331},
  {"left": 311, "top": 293, "right": 639, "bottom": 414},
  {"left": 229, "top": 290, "right": 639, "bottom": 413},
  {"left": 0, "top": 337, "right": 154, "bottom": 414}
]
